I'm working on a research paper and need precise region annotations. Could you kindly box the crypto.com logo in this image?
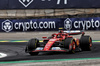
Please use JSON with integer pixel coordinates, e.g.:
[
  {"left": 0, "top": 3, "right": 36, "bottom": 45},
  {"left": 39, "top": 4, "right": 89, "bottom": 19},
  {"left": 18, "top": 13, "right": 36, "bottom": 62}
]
[
  {"left": 2, "top": 20, "right": 13, "bottom": 32},
  {"left": 64, "top": 18, "right": 72, "bottom": 30},
  {"left": 19, "top": 0, "right": 34, "bottom": 7}
]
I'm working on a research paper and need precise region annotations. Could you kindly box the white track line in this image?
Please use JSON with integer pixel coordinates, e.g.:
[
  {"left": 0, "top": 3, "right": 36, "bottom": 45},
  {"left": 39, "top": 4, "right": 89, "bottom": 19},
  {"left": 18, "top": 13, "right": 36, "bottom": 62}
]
[{"left": 0, "top": 53, "right": 7, "bottom": 58}]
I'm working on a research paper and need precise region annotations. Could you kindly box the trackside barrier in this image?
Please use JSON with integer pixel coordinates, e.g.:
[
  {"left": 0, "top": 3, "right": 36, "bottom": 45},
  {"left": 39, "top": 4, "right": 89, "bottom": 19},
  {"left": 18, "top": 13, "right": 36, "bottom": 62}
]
[
  {"left": 0, "top": 0, "right": 100, "bottom": 9},
  {"left": 1, "top": 17, "right": 100, "bottom": 32}
]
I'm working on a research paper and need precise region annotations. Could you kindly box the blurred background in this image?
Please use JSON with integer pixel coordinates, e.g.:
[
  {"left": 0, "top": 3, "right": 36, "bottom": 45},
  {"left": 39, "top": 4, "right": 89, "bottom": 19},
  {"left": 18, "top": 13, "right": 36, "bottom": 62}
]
[{"left": 0, "top": 0, "right": 100, "bottom": 40}]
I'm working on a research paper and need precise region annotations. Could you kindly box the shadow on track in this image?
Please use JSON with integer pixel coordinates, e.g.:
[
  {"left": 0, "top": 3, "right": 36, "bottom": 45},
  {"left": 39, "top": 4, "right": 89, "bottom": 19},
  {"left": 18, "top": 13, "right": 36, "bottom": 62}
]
[{"left": 0, "top": 42, "right": 99, "bottom": 62}]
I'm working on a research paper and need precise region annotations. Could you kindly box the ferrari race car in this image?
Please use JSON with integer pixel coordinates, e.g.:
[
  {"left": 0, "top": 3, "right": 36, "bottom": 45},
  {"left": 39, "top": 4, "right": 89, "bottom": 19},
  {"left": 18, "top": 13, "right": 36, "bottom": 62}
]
[{"left": 25, "top": 30, "right": 92, "bottom": 56}]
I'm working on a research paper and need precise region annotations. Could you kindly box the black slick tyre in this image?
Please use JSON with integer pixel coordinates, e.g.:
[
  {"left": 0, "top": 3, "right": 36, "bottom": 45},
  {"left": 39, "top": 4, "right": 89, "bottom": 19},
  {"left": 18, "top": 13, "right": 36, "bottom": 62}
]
[
  {"left": 80, "top": 36, "right": 92, "bottom": 51},
  {"left": 64, "top": 38, "right": 76, "bottom": 54},
  {"left": 26, "top": 38, "right": 39, "bottom": 55}
]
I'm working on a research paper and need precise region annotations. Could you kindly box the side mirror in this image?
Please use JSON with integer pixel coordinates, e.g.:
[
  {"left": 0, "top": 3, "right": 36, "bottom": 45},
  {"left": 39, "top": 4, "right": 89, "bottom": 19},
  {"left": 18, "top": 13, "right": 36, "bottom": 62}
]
[{"left": 42, "top": 37, "right": 47, "bottom": 39}]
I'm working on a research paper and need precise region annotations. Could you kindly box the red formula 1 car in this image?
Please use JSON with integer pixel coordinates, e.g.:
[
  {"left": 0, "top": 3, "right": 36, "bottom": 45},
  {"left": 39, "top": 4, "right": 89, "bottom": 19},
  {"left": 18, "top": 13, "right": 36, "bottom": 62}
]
[{"left": 25, "top": 30, "right": 92, "bottom": 56}]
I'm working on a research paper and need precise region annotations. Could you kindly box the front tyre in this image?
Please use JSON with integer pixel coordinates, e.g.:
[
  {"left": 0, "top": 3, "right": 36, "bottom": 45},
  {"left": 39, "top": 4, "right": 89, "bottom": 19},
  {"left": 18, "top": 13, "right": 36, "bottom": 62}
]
[
  {"left": 80, "top": 36, "right": 92, "bottom": 51},
  {"left": 64, "top": 38, "right": 76, "bottom": 53},
  {"left": 25, "top": 38, "right": 39, "bottom": 55}
]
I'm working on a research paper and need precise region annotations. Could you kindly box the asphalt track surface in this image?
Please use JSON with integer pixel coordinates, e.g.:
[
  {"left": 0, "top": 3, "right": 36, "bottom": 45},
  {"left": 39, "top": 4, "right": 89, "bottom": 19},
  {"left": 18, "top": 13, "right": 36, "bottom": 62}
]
[{"left": 0, "top": 42, "right": 99, "bottom": 62}]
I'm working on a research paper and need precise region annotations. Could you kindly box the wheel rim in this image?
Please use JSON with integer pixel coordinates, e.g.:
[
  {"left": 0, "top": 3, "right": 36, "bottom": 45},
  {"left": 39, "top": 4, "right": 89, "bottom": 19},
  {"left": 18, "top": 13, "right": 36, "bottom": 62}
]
[
  {"left": 72, "top": 42, "right": 76, "bottom": 50},
  {"left": 89, "top": 38, "right": 92, "bottom": 47},
  {"left": 69, "top": 44, "right": 72, "bottom": 50}
]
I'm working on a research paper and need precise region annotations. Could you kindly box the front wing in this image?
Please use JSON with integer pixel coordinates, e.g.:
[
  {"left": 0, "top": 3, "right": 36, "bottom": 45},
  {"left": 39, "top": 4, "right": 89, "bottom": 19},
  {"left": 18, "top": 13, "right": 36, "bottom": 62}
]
[{"left": 26, "top": 47, "right": 69, "bottom": 53}]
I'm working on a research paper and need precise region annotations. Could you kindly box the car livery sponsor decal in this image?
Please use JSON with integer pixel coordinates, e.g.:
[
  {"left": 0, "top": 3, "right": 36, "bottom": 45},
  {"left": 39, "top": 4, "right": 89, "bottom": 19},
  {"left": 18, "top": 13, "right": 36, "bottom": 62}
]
[
  {"left": 51, "top": 47, "right": 61, "bottom": 50},
  {"left": 36, "top": 47, "right": 43, "bottom": 50}
]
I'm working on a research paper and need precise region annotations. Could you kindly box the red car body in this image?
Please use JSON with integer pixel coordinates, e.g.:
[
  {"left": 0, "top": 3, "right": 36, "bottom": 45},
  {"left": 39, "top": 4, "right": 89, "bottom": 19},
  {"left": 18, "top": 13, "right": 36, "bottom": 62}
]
[{"left": 25, "top": 30, "right": 92, "bottom": 55}]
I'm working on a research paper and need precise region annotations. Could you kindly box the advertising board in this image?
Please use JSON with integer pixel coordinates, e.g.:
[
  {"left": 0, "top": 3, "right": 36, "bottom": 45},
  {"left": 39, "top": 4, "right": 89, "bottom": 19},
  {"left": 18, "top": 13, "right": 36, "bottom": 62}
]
[
  {"left": 1, "top": 17, "right": 100, "bottom": 32},
  {"left": 0, "top": 0, "right": 100, "bottom": 9}
]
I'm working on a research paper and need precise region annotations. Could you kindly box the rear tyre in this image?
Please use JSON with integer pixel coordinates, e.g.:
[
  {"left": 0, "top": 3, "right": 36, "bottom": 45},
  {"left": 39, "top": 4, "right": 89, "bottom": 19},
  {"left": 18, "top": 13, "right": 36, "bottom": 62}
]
[
  {"left": 25, "top": 38, "right": 39, "bottom": 55},
  {"left": 80, "top": 36, "right": 92, "bottom": 51},
  {"left": 64, "top": 38, "right": 76, "bottom": 54}
]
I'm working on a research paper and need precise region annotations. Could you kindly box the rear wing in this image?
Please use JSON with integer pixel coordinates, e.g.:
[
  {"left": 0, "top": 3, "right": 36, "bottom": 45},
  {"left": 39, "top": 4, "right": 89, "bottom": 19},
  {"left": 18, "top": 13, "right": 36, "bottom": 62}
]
[{"left": 63, "top": 30, "right": 85, "bottom": 35}]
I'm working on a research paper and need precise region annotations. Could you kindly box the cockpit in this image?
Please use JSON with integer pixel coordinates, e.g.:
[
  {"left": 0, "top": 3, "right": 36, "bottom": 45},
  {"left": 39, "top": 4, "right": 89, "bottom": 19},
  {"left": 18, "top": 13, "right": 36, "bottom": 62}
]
[
  {"left": 52, "top": 34, "right": 62, "bottom": 38},
  {"left": 57, "top": 34, "right": 62, "bottom": 38}
]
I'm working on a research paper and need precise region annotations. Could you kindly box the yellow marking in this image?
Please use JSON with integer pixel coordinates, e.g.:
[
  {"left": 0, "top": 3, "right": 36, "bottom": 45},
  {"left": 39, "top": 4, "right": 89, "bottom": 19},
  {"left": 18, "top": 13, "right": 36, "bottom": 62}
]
[
  {"left": 14, "top": 41, "right": 27, "bottom": 42},
  {"left": 48, "top": 42, "right": 53, "bottom": 43},
  {"left": 39, "top": 41, "right": 43, "bottom": 42},
  {"left": 59, "top": 28, "right": 63, "bottom": 29},
  {"left": 0, "top": 41, "right": 9, "bottom": 42},
  {"left": 35, "top": 40, "right": 37, "bottom": 48},
  {"left": 94, "top": 41, "right": 100, "bottom": 42}
]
